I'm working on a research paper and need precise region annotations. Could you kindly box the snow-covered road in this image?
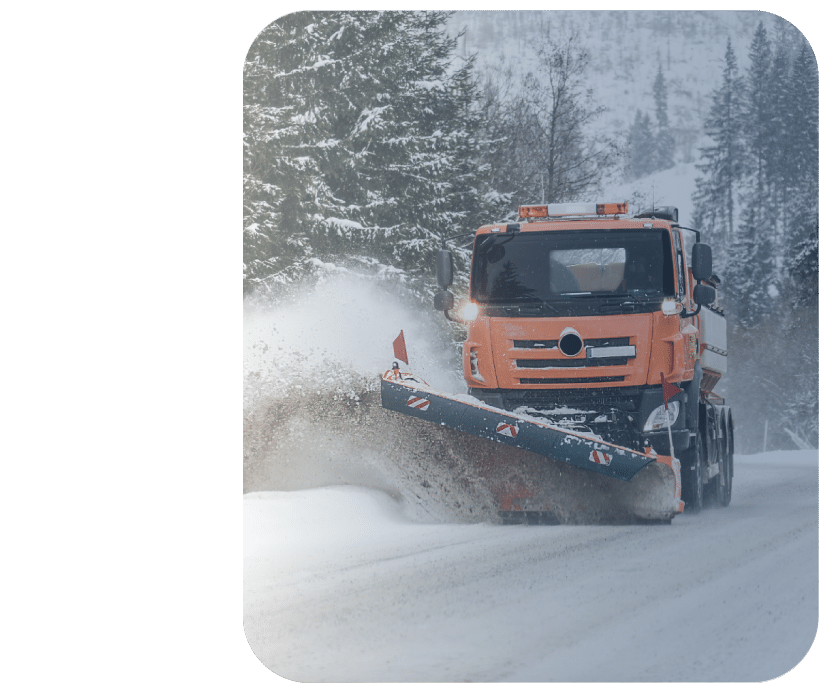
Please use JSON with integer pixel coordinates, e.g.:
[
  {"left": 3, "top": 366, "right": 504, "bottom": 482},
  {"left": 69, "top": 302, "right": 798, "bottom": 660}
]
[{"left": 244, "top": 450, "right": 818, "bottom": 683}]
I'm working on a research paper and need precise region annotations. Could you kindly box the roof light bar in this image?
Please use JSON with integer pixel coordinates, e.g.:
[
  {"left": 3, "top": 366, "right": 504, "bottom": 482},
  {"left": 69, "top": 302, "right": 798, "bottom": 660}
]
[{"left": 518, "top": 202, "right": 629, "bottom": 219}]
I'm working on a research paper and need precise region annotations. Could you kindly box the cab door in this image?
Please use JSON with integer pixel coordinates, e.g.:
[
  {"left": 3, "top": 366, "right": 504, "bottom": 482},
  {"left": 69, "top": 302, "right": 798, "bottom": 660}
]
[{"left": 674, "top": 228, "right": 700, "bottom": 376}]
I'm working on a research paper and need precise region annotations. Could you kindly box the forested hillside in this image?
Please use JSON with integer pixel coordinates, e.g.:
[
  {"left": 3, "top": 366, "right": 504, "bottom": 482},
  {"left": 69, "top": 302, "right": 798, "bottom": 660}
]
[
  {"left": 692, "top": 25, "right": 818, "bottom": 451},
  {"left": 244, "top": 11, "right": 505, "bottom": 302},
  {"left": 243, "top": 10, "right": 817, "bottom": 453}
]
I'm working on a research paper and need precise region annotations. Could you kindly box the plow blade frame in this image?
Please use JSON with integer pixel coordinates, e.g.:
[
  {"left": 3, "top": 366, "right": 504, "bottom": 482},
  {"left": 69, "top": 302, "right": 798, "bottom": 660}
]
[{"left": 381, "top": 370, "right": 682, "bottom": 500}]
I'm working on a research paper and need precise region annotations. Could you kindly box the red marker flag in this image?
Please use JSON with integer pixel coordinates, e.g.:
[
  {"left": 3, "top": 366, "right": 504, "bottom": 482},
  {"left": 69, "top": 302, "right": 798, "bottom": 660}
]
[
  {"left": 393, "top": 330, "right": 408, "bottom": 364},
  {"left": 660, "top": 372, "right": 683, "bottom": 409}
]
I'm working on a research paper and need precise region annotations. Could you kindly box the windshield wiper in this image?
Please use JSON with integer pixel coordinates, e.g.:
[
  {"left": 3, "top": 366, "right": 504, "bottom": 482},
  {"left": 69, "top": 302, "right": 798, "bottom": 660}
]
[
  {"left": 485, "top": 297, "right": 562, "bottom": 315},
  {"left": 521, "top": 296, "right": 563, "bottom": 314},
  {"left": 559, "top": 291, "right": 633, "bottom": 301},
  {"left": 561, "top": 290, "right": 663, "bottom": 301}
]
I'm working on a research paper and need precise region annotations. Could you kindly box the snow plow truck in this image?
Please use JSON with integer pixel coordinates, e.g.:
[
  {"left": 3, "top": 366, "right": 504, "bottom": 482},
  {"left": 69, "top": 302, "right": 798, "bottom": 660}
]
[{"left": 381, "top": 202, "right": 734, "bottom": 524}]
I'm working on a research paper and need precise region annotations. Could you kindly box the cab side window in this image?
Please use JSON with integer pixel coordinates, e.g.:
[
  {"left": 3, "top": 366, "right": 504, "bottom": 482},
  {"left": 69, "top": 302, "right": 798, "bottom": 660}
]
[{"left": 672, "top": 230, "right": 686, "bottom": 299}]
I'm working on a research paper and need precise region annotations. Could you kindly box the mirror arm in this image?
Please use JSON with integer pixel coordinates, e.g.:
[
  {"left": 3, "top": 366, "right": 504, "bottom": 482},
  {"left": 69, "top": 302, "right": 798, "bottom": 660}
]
[
  {"left": 441, "top": 231, "right": 475, "bottom": 249},
  {"left": 680, "top": 301, "right": 703, "bottom": 319},
  {"left": 677, "top": 225, "right": 702, "bottom": 243},
  {"left": 680, "top": 279, "right": 707, "bottom": 318}
]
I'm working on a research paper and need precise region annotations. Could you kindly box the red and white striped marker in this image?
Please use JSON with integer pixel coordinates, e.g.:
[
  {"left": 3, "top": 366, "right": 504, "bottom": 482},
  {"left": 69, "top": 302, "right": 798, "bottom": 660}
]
[
  {"left": 590, "top": 450, "right": 613, "bottom": 465},
  {"left": 496, "top": 422, "right": 518, "bottom": 438},
  {"left": 406, "top": 395, "right": 430, "bottom": 411}
]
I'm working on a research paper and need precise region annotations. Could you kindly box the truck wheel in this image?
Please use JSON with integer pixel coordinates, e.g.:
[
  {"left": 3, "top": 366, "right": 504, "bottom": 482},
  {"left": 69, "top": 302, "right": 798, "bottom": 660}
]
[
  {"left": 680, "top": 438, "right": 705, "bottom": 514},
  {"left": 701, "top": 407, "right": 719, "bottom": 507},
  {"left": 717, "top": 409, "right": 734, "bottom": 507},
  {"left": 713, "top": 410, "right": 727, "bottom": 506}
]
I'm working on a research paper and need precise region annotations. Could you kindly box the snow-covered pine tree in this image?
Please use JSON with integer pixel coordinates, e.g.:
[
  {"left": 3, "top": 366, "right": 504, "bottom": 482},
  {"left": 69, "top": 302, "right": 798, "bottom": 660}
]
[
  {"left": 780, "top": 206, "right": 818, "bottom": 448},
  {"left": 774, "top": 40, "right": 819, "bottom": 449},
  {"left": 782, "top": 40, "right": 819, "bottom": 304},
  {"left": 786, "top": 42, "right": 819, "bottom": 196},
  {"left": 721, "top": 210, "right": 776, "bottom": 330},
  {"left": 243, "top": 11, "right": 503, "bottom": 296},
  {"left": 627, "top": 109, "right": 655, "bottom": 180},
  {"left": 785, "top": 216, "right": 819, "bottom": 308},
  {"left": 723, "top": 22, "right": 778, "bottom": 317},
  {"left": 652, "top": 64, "right": 675, "bottom": 170},
  {"left": 743, "top": 23, "right": 774, "bottom": 202},
  {"left": 744, "top": 22, "right": 778, "bottom": 228},
  {"left": 338, "top": 12, "right": 505, "bottom": 276},
  {"left": 436, "top": 54, "right": 512, "bottom": 277},
  {"left": 767, "top": 45, "right": 791, "bottom": 215},
  {"left": 692, "top": 38, "right": 746, "bottom": 254},
  {"left": 243, "top": 17, "right": 319, "bottom": 293},
  {"left": 708, "top": 24, "right": 819, "bottom": 452},
  {"left": 719, "top": 202, "right": 783, "bottom": 452}
]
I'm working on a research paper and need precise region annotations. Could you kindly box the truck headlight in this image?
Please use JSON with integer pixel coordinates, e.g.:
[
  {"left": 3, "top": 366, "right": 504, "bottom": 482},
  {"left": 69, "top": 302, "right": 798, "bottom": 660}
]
[
  {"left": 644, "top": 401, "right": 680, "bottom": 431},
  {"left": 661, "top": 298, "right": 681, "bottom": 315},
  {"left": 461, "top": 301, "right": 479, "bottom": 321}
]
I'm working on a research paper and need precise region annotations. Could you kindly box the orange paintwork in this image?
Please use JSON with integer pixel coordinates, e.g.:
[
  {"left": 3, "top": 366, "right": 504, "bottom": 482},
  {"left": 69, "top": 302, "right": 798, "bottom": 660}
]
[
  {"left": 463, "top": 318, "right": 499, "bottom": 386},
  {"left": 464, "top": 216, "right": 701, "bottom": 392}
]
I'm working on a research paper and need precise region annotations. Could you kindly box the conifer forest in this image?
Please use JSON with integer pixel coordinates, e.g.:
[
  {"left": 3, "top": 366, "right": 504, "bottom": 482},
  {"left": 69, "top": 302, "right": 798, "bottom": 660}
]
[{"left": 243, "top": 11, "right": 818, "bottom": 454}]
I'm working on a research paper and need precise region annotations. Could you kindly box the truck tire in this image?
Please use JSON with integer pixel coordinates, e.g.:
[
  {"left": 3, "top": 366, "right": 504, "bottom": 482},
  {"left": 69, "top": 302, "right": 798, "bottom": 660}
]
[
  {"left": 727, "top": 408, "right": 735, "bottom": 473},
  {"left": 716, "top": 408, "right": 734, "bottom": 507},
  {"left": 700, "top": 405, "right": 720, "bottom": 507},
  {"left": 680, "top": 437, "right": 705, "bottom": 514}
]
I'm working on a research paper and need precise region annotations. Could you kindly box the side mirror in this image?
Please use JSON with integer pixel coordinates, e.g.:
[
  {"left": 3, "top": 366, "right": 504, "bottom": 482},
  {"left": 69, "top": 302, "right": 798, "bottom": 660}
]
[
  {"left": 434, "top": 289, "right": 454, "bottom": 311},
  {"left": 691, "top": 243, "right": 712, "bottom": 282},
  {"left": 693, "top": 283, "right": 716, "bottom": 307},
  {"left": 437, "top": 249, "right": 453, "bottom": 288}
]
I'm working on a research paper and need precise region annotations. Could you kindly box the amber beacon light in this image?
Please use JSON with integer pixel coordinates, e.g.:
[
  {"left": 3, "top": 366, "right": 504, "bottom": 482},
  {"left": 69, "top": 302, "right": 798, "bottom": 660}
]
[{"left": 517, "top": 202, "right": 628, "bottom": 219}]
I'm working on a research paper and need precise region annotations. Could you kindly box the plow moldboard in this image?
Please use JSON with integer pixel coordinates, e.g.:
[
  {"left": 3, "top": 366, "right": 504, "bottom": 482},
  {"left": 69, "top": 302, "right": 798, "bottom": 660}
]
[{"left": 381, "top": 372, "right": 681, "bottom": 523}]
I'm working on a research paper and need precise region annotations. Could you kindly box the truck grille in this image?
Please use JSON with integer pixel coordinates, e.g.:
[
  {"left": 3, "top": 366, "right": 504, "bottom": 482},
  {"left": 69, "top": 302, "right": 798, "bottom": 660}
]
[
  {"left": 502, "top": 386, "right": 641, "bottom": 411},
  {"left": 513, "top": 339, "right": 559, "bottom": 349},
  {"left": 518, "top": 376, "right": 626, "bottom": 385},
  {"left": 512, "top": 335, "right": 633, "bottom": 380},
  {"left": 512, "top": 336, "right": 630, "bottom": 350},
  {"left": 516, "top": 357, "right": 630, "bottom": 369}
]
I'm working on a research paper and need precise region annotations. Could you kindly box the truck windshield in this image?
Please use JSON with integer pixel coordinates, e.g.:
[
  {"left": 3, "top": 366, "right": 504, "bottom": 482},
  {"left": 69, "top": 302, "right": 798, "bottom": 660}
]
[{"left": 471, "top": 229, "right": 674, "bottom": 305}]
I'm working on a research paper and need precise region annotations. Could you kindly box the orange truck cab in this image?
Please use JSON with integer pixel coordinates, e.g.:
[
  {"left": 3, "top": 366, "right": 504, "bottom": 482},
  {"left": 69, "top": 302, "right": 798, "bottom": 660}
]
[{"left": 434, "top": 202, "right": 720, "bottom": 463}]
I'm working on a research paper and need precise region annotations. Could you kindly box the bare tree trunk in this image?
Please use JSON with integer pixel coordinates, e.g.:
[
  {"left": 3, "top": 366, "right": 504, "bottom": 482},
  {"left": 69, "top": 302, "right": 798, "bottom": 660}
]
[{"left": 478, "top": 25, "right": 619, "bottom": 210}]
